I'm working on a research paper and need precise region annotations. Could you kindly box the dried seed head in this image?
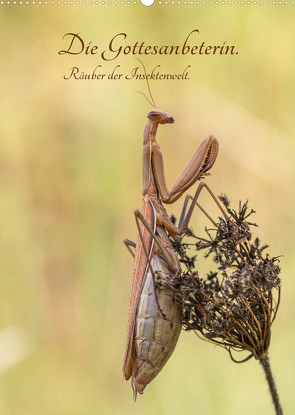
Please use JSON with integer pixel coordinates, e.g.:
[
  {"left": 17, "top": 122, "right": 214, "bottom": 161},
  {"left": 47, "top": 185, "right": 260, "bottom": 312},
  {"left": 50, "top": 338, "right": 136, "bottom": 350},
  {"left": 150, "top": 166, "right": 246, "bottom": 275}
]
[{"left": 163, "top": 198, "right": 281, "bottom": 362}]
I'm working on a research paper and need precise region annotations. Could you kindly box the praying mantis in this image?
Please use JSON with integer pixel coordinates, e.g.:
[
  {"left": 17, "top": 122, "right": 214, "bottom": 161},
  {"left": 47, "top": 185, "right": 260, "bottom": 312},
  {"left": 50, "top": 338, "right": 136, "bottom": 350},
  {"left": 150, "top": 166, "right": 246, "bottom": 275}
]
[{"left": 123, "top": 86, "right": 219, "bottom": 400}]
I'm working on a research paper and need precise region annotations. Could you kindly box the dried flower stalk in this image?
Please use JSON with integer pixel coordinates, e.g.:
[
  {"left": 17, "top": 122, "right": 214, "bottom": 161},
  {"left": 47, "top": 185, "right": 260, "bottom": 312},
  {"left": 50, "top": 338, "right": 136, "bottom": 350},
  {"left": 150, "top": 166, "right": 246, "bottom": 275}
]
[{"left": 157, "top": 196, "right": 283, "bottom": 415}]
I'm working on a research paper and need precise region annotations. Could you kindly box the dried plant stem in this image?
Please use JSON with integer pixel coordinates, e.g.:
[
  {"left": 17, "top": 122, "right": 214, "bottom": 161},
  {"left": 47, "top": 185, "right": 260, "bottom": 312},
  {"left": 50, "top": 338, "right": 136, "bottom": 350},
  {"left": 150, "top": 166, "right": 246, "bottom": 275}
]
[{"left": 259, "top": 354, "right": 283, "bottom": 415}]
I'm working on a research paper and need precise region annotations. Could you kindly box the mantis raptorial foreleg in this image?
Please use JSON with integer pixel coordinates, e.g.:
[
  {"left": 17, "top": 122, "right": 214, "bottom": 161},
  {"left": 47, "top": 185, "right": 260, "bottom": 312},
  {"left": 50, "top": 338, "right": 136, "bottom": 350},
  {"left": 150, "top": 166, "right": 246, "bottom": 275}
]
[{"left": 151, "top": 134, "right": 218, "bottom": 204}]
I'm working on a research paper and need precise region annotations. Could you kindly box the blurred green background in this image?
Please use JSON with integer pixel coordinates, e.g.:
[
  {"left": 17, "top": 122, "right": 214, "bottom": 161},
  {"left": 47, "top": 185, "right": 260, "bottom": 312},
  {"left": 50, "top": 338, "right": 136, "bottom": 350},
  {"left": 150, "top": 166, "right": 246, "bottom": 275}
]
[{"left": 0, "top": 5, "right": 294, "bottom": 415}]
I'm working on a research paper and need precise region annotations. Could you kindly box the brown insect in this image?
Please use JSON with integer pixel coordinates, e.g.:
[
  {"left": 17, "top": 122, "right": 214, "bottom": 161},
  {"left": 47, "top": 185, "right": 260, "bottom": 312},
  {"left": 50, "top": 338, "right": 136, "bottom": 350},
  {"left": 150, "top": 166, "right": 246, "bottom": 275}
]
[{"left": 123, "top": 79, "right": 219, "bottom": 400}]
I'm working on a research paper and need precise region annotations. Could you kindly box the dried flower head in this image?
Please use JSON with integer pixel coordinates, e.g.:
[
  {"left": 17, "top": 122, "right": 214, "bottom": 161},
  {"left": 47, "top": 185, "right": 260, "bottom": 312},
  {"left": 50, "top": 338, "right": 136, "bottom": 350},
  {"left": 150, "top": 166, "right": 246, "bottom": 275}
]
[
  {"left": 159, "top": 195, "right": 283, "bottom": 414},
  {"left": 167, "top": 195, "right": 281, "bottom": 360}
]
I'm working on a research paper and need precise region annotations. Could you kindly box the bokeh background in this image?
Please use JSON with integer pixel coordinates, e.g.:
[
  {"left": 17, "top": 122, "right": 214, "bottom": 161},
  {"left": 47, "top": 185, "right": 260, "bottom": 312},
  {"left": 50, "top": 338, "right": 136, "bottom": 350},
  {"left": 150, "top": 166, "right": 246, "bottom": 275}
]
[{"left": 0, "top": 5, "right": 294, "bottom": 415}]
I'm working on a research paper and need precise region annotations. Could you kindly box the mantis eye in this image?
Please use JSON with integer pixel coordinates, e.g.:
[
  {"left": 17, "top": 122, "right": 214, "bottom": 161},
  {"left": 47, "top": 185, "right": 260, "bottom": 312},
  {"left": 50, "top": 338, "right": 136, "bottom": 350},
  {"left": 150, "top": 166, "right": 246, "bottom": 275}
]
[{"left": 148, "top": 111, "right": 159, "bottom": 118}]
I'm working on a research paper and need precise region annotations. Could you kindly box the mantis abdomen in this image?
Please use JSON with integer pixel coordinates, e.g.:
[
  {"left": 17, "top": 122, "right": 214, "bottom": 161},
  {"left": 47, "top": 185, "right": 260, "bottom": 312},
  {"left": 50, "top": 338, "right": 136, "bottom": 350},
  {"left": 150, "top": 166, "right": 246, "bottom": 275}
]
[{"left": 132, "top": 255, "right": 182, "bottom": 395}]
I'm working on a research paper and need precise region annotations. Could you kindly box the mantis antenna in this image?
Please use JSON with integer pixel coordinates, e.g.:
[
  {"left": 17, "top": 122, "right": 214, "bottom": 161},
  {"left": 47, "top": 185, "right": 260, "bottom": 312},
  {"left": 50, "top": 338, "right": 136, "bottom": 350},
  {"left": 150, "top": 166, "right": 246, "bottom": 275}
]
[
  {"left": 135, "top": 58, "right": 157, "bottom": 108},
  {"left": 135, "top": 90, "right": 155, "bottom": 108}
]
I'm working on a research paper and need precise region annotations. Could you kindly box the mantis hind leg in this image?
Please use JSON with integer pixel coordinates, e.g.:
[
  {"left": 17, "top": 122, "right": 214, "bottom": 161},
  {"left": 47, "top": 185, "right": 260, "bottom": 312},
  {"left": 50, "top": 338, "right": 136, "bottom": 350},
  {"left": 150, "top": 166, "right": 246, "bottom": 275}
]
[
  {"left": 133, "top": 209, "right": 180, "bottom": 320},
  {"left": 123, "top": 239, "right": 136, "bottom": 258},
  {"left": 134, "top": 209, "right": 179, "bottom": 273}
]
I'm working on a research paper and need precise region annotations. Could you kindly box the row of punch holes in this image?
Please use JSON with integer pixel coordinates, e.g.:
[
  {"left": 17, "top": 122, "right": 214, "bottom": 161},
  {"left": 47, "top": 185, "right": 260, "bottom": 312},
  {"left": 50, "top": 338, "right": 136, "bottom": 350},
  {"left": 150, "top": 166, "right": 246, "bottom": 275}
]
[{"left": 1, "top": 0, "right": 293, "bottom": 5}]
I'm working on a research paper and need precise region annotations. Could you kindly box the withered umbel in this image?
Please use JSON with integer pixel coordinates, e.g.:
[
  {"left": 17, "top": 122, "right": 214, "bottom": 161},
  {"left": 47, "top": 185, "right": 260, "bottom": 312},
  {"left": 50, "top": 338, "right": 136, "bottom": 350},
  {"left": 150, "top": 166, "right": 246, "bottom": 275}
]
[{"left": 161, "top": 196, "right": 283, "bottom": 415}]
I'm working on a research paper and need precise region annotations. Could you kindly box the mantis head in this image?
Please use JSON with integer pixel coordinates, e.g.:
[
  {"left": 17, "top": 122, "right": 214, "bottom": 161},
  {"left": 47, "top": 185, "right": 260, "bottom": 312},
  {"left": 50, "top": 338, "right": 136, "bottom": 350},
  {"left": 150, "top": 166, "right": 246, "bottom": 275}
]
[{"left": 147, "top": 109, "right": 175, "bottom": 125}]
